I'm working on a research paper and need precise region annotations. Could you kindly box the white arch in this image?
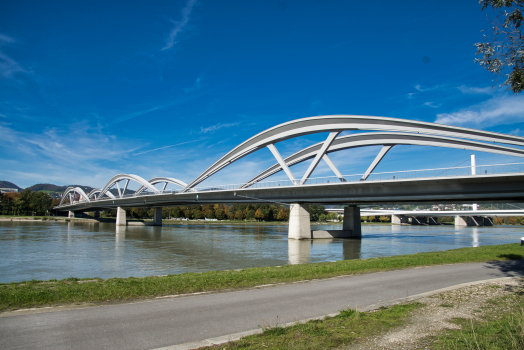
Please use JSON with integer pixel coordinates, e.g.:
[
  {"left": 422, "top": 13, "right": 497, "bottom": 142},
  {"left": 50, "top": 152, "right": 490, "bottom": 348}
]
[
  {"left": 59, "top": 187, "right": 90, "bottom": 206},
  {"left": 240, "top": 132, "right": 524, "bottom": 187},
  {"left": 135, "top": 177, "right": 189, "bottom": 195},
  {"left": 181, "top": 115, "right": 524, "bottom": 192},
  {"left": 99, "top": 174, "right": 159, "bottom": 199},
  {"left": 88, "top": 188, "right": 115, "bottom": 200}
]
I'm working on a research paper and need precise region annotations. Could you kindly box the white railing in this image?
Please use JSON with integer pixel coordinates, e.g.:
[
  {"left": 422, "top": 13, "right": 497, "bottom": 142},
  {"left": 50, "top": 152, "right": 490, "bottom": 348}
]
[{"left": 62, "top": 162, "right": 524, "bottom": 204}]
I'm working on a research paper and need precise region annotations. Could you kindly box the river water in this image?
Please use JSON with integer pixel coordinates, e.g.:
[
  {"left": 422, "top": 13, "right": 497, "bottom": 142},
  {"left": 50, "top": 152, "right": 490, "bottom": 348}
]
[{"left": 1, "top": 221, "right": 523, "bottom": 283}]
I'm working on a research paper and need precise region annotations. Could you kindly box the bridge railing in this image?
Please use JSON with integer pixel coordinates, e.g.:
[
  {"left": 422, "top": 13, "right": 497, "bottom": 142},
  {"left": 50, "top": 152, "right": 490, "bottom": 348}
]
[
  {"left": 62, "top": 162, "right": 524, "bottom": 204},
  {"left": 191, "top": 162, "right": 524, "bottom": 192}
]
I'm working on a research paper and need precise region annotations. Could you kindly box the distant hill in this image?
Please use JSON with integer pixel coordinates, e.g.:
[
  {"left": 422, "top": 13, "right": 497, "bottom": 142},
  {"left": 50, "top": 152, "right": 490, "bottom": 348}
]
[
  {"left": 26, "top": 183, "right": 135, "bottom": 196},
  {"left": 27, "top": 183, "right": 95, "bottom": 194},
  {"left": 0, "top": 181, "right": 22, "bottom": 190}
]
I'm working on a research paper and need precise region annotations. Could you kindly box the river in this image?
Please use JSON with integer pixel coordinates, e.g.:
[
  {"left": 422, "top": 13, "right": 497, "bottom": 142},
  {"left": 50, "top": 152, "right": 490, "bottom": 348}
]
[{"left": 1, "top": 221, "right": 523, "bottom": 283}]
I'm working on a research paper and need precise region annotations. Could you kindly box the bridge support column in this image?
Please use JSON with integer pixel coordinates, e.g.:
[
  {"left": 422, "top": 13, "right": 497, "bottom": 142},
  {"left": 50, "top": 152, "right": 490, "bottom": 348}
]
[
  {"left": 455, "top": 215, "right": 484, "bottom": 226},
  {"left": 428, "top": 217, "right": 439, "bottom": 225},
  {"left": 470, "top": 216, "right": 484, "bottom": 226},
  {"left": 153, "top": 207, "right": 163, "bottom": 226},
  {"left": 392, "top": 214, "right": 402, "bottom": 225},
  {"left": 455, "top": 215, "right": 467, "bottom": 226},
  {"left": 288, "top": 203, "right": 311, "bottom": 240},
  {"left": 94, "top": 211, "right": 100, "bottom": 218},
  {"left": 343, "top": 205, "right": 361, "bottom": 238},
  {"left": 483, "top": 217, "right": 494, "bottom": 226},
  {"left": 116, "top": 207, "right": 126, "bottom": 226},
  {"left": 68, "top": 211, "right": 74, "bottom": 218},
  {"left": 410, "top": 216, "right": 427, "bottom": 225},
  {"left": 311, "top": 205, "right": 360, "bottom": 238}
]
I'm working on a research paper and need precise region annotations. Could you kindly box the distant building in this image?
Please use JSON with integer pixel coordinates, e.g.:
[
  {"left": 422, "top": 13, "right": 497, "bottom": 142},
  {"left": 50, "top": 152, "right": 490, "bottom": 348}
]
[{"left": 0, "top": 188, "right": 18, "bottom": 194}]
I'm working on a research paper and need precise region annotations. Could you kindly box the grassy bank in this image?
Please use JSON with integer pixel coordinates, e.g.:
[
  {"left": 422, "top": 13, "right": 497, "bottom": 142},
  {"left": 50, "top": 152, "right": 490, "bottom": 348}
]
[
  {"left": 431, "top": 284, "right": 524, "bottom": 350},
  {"left": 0, "top": 243, "right": 523, "bottom": 312},
  {"left": 207, "top": 304, "right": 424, "bottom": 350}
]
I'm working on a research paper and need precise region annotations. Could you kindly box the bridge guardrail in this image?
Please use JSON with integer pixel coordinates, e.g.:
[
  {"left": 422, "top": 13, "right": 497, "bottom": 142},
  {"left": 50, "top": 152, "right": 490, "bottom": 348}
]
[{"left": 62, "top": 162, "right": 524, "bottom": 204}]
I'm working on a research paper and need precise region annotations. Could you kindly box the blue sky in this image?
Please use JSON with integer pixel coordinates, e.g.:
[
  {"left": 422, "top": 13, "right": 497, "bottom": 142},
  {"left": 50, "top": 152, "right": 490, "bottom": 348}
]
[{"left": 1, "top": 0, "right": 524, "bottom": 190}]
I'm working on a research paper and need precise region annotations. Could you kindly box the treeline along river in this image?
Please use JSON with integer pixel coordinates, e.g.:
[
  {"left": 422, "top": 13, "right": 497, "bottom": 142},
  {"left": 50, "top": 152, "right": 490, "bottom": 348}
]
[{"left": 0, "top": 221, "right": 523, "bottom": 283}]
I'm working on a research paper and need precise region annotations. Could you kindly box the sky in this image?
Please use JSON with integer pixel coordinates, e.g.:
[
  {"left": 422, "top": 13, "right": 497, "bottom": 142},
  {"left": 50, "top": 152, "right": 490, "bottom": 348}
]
[{"left": 2, "top": 0, "right": 524, "bottom": 191}]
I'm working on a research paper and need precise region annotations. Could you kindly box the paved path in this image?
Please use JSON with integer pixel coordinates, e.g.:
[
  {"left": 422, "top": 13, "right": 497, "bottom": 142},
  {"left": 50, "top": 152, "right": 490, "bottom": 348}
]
[{"left": 1, "top": 260, "right": 523, "bottom": 350}]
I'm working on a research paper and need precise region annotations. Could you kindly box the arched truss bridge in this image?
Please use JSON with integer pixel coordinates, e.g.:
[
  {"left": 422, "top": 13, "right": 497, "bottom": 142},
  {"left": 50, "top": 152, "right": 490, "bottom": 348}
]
[{"left": 59, "top": 114, "right": 524, "bottom": 206}]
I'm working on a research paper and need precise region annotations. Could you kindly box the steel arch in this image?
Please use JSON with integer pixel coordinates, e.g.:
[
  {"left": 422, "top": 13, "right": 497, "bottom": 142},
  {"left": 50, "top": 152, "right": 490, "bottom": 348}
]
[
  {"left": 99, "top": 174, "right": 159, "bottom": 199},
  {"left": 59, "top": 187, "right": 91, "bottom": 206},
  {"left": 240, "top": 132, "right": 524, "bottom": 188},
  {"left": 181, "top": 115, "right": 524, "bottom": 192},
  {"left": 135, "top": 177, "right": 189, "bottom": 195},
  {"left": 88, "top": 188, "right": 115, "bottom": 200}
]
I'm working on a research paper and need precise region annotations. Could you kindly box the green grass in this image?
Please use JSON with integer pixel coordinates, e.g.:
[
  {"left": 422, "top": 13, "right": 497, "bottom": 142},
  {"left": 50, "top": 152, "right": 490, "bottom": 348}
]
[
  {"left": 0, "top": 243, "right": 523, "bottom": 312},
  {"left": 202, "top": 303, "right": 423, "bottom": 349},
  {"left": 431, "top": 287, "right": 524, "bottom": 349}
]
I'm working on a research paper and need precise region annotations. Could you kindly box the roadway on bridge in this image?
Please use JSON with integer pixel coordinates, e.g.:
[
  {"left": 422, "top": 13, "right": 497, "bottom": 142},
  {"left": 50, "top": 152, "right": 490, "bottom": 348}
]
[{"left": 2, "top": 261, "right": 523, "bottom": 350}]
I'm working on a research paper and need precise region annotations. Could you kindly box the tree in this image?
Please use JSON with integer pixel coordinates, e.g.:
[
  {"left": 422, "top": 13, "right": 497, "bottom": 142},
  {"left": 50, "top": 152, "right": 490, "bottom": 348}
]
[
  {"left": 319, "top": 214, "right": 326, "bottom": 222},
  {"left": 31, "top": 192, "right": 52, "bottom": 215},
  {"left": 309, "top": 204, "right": 326, "bottom": 221},
  {"left": 171, "top": 207, "right": 183, "bottom": 218},
  {"left": 277, "top": 208, "right": 289, "bottom": 221},
  {"left": 234, "top": 210, "right": 245, "bottom": 221},
  {"left": 379, "top": 215, "right": 391, "bottom": 222},
  {"left": 246, "top": 209, "right": 255, "bottom": 220},
  {"left": 215, "top": 209, "right": 226, "bottom": 220},
  {"left": 476, "top": 0, "right": 524, "bottom": 93},
  {"left": 255, "top": 208, "right": 265, "bottom": 221}
]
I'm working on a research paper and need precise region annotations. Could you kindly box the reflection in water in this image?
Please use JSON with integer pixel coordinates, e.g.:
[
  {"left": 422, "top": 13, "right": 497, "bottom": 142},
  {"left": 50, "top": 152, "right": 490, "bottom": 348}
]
[
  {"left": 472, "top": 227, "right": 479, "bottom": 248},
  {"left": 288, "top": 240, "right": 310, "bottom": 264},
  {"left": 342, "top": 239, "right": 362, "bottom": 260},
  {"left": 1, "top": 221, "right": 524, "bottom": 283}
]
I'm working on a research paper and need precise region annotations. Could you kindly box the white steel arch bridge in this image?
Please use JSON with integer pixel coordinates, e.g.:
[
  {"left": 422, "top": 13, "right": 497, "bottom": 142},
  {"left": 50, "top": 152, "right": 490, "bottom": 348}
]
[{"left": 56, "top": 115, "right": 524, "bottom": 238}]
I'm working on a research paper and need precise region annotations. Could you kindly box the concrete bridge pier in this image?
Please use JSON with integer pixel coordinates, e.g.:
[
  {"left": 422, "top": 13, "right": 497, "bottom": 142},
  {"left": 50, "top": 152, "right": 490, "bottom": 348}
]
[
  {"left": 288, "top": 203, "right": 311, "bottom": 240},
  {"left": 455, "top": 215, "right": 484, "bottom": 227},
  {"left": 483, "top": 217, "right": 494, "bottom": 226},
  {"left": 342, "top": 205, "right": 362, "bottom": 238},
  {"left": 93, "top": 211, "right": 100, "bottom": 218},
  {"left": 410, "top": 216, "right": 427, "bottom": 225},
  {"left": 428, "top": 217, "right": 439, "bottom": 225},
  {"left": 392, "top": 214, "right": 403, "bottom": 225},
  {"left": 309, "top": 205, "right": 361, "bottom": 239},
  {"left": 116, "top": 207, "right": 126, "bottom": 226},
  {"left": 68, "top": 211, "right": 74, "bottom": 218},
  {"left": 153, "top": 207, "right": 163, "bottom": 226}
]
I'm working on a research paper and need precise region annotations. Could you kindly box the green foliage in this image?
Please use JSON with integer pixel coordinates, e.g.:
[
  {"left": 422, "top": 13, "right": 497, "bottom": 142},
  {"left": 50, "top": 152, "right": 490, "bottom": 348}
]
[
  {"left": 246, "top": 209, "right": 256, "bottom": 220},
  {"left": 0, "top": 189, "right": 53, "bottom": 215},
  {"left": 309, "top": 204, "right": 326, "bottom": 221},
  {"left": 476, "top": 0, "right": 524, "bottom": 93},
  {"left": 204, "top": 303, "right": 423, "bottom": 349},
  {"left": 438, "top": 216, "right": 455, "bottom": 224},
  {"left": 433, "top": 296, "right": 524, "bottom": 350}
]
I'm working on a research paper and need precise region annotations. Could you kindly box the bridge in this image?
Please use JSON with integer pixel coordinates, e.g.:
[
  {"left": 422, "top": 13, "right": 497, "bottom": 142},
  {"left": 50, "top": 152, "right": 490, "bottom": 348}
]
[
  {"left": 54, "top": 115, "right": 524, "bottom": 239},
  {"left": 327, "top": 208, "right": 524, "bottom": 226}
]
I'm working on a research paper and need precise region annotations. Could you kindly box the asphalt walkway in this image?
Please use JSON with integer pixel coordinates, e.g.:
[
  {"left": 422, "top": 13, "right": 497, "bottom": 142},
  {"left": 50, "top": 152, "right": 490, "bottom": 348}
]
[{"left": 1, "top": 260, "right": 523, "bottom": 350}]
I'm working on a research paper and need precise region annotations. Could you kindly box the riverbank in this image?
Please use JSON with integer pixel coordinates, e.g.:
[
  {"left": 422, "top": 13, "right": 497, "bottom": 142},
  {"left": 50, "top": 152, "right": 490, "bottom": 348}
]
[
  {"left": 0, "top": 216, "right": 392, "bottom": 225},
  {"left": 1, "top": 243, "right": 522, "bottom": 313}
]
